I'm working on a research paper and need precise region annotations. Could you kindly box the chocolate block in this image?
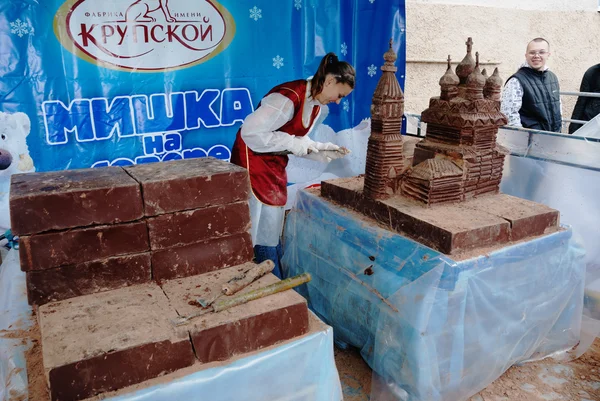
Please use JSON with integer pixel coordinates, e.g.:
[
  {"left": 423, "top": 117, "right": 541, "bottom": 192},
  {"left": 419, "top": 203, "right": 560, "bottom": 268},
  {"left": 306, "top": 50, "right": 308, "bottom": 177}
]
[
  {"left": 39, "top": 283, "right": 195, "bottom": 401},
  {"left": 147, "top": 201, "right": 250, "bottom": 250},
  {"left": 462, "top": 194, "right": 559, "bottom": 241},
  {"left": 152, "top": 232, "right": 253, "bottom": 281},
  {"left": 322, "top": 177, "right": 510, "bottom": 254},
  {"left": 19, "top": 221, "right": 149, "bottom": 271},
  {"left": 10, "top": 167, "right": 143, "bottom": 235},
  {"left": 27, "top": 253, "right": 151, "bottom": 305},
  {"left": 161, "top": 265, "right": 309, "bottom": 363},
  {"left": 124, "top": 158, "right": 250, "bottom": 216}
]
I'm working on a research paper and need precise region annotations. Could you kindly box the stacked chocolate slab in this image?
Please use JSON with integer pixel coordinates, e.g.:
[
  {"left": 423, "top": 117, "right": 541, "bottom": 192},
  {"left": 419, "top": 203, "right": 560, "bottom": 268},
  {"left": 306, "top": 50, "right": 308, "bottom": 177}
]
[
  {"left": 124, "top": 158, "right": 253, "bottom": 282},
  {"left": 38, "top": 283, "right": 197, "bottom": 401},
  {"left": 11, "top": 158, "right": 311, "bottom": 401},
  {"left": 12, "top": 167, "right": 151, "bottom": 305},
  {"left": 11, "top": 158, "right": 253, "bottom": 305}
]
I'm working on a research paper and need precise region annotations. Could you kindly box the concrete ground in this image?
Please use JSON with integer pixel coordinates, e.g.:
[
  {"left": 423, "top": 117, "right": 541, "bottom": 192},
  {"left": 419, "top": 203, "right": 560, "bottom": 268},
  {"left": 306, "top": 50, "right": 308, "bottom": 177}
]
[{"left": 336, "top": 338, "right": 600, "bottom": 401}]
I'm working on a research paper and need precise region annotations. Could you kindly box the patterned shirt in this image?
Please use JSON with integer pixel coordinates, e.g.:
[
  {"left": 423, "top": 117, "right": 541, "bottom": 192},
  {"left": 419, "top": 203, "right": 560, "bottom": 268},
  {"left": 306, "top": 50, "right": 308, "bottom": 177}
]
[{"left": 501, "top": 77, "right": 525, "bottom": 127}]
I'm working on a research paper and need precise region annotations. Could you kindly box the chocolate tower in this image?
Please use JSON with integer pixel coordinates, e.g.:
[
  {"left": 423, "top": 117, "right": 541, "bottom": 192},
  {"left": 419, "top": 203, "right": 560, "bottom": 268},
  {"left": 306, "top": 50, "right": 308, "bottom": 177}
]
[{"left": 363, "top": 40, "right": 406, "bottom": 199}]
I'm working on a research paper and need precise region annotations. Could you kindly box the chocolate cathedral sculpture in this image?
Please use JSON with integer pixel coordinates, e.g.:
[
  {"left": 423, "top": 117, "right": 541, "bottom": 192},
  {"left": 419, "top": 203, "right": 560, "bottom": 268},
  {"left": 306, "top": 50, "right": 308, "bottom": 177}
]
[
  {"left": 321, "top": 38, "right": 560, "bottom": 255},
  {"left": 363, "top": 37, "right": 508, "bottom": 204}
]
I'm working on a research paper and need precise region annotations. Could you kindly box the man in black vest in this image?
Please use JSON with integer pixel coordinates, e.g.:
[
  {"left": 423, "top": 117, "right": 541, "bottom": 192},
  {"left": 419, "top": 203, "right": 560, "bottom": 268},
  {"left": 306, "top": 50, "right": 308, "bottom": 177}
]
[{"left": 501, "top": 38, "right": 562, "bottom": 132}]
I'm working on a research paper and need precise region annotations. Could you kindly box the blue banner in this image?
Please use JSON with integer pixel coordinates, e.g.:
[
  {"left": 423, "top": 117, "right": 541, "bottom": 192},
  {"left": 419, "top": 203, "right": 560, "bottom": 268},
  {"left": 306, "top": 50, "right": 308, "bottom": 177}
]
[{"left": 0, "top": 0, "right": 406, "bottom": 172}]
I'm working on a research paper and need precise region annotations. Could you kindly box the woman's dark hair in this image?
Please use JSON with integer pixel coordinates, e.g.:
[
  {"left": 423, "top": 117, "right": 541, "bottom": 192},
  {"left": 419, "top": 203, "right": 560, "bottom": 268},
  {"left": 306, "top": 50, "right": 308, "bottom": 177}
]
[{"left": 311, "top": 52, "right": 356, "bottom": 99}]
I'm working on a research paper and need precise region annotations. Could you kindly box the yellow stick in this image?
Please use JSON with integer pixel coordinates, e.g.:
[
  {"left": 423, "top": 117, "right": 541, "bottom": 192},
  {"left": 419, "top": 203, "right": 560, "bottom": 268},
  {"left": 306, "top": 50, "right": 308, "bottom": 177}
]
[
  {"left": 172, "top": 273, "right": 311, "bottom": 326},
  {"left": 213, "top": 273, "right": 311, "bottom": 312}
]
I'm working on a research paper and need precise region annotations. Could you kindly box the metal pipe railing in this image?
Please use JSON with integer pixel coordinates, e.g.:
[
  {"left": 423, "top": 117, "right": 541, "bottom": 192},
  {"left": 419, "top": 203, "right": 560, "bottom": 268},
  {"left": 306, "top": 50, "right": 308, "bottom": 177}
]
[
  {"left": 403, "top": 113, "right": 600, "bottom": 142},
  {"left": 560, "top": 90, "right": 600, "bottom": 127},
  {"left": 560, "top": 91, "right": 600, "bottom": 98}
]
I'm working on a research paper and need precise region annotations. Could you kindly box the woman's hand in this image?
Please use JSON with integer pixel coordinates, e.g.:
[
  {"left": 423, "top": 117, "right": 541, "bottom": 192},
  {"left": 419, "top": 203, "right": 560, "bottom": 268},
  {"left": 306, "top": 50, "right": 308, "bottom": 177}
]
[
  {"left": 301, "top": 147, "right": 351, "bottom": 163},
  {"left": 312, "top": 142, "right": 340, "bottom": 152},
  {"left": 289, "top": 136, "right": 317, "bottom": 156}
]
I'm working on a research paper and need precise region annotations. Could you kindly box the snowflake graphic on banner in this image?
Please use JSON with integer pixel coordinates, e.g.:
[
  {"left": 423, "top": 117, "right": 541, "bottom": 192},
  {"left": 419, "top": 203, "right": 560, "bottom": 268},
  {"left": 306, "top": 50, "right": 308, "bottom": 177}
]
[
  {"left": 10, "top": 19, "right": 34, "bottom": 37},
  {"left": 367, "top": 64, "right": 377, "bottom": 77},
  {"left": 273, "top": 55, "right": 284, "bottom": 69},
  {"left": 249, "top": 6, "right": 262, "bottom": 21},
  {"left": 341, "top": 42, "right": 348, "bottom": 56},
  {"left": 294, "top": 0, "right": 302, "bottom": 11},
  {"left": 343, "top": 100, "right": 350, "bottom": 112}
]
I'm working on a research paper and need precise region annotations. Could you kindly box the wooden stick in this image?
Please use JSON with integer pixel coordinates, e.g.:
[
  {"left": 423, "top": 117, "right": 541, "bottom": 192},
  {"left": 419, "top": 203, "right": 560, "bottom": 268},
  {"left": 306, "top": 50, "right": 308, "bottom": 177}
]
[{"left": 222, "top": 260, "right": 275, "bottom": 295}]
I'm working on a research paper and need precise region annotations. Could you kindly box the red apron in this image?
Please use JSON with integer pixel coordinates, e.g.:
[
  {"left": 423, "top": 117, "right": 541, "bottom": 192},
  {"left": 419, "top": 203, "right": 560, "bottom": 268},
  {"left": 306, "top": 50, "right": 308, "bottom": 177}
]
[{"left": 231, "top": 80, "right": 321, "bottom": 206}]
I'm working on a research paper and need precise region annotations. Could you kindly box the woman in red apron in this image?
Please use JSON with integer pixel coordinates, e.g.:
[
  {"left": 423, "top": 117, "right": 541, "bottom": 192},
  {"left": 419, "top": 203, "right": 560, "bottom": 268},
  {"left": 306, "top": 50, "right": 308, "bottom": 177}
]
[{"left": 231, "top": 52, "right": 355, "bottom": 278}]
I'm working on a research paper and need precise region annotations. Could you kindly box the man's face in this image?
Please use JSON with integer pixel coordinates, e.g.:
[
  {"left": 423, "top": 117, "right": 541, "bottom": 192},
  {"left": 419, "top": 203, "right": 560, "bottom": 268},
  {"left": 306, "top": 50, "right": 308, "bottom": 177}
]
[{"left": 525, "top": 41, "right": 550, "bottom": 71}]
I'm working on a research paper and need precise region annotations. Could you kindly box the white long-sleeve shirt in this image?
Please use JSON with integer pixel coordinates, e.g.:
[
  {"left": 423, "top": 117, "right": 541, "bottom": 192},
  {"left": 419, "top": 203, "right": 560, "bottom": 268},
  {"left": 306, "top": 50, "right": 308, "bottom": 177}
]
[
  {"left": 501, "top": 62, "right": 562, "bottom": 128},
  {"left": 240, "top": 79, "right": 329, "bottom": 153}
]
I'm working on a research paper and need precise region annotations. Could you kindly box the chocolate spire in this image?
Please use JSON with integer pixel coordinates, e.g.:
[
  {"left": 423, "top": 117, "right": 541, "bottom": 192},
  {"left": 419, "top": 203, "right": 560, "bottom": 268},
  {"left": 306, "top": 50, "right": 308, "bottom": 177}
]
[
  {"left": 372, "top": 39, "right": 403, "bottom": 103},
  {"left": 484, "top": 67, "right": 503, "bottom": 101},
  {"left": 381, "top": 38, "right": 398, "bottom": 73},
  {"left": 455, "top": 37, "right": 476, "bottom": 85},
  {"left": 439, "top": 55, "right": 459, "bottom": 100},
  {"left": 466, "top": 52, "right": 485, "bottom": 100}
]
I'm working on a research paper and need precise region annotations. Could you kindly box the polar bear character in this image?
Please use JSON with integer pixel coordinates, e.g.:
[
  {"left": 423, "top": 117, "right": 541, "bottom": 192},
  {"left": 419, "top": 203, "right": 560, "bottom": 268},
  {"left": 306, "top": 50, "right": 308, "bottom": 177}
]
[{"left": 0, "top": 111, "right": 35, "bottom": 230}]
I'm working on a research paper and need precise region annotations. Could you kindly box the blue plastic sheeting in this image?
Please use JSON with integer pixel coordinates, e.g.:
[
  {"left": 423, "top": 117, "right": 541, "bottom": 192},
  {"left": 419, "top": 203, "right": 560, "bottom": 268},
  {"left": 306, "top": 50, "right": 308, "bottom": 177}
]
[
  {"left": 498, "top": 127, "right": 600, "bottom": 273},
  {"left": 282, "top": 189, "right": 586, "bottom": 401},
  {"left": 497, "top": 127, "right": 600, "bottom": 351},
  {"left": 0, "top": 249, "right": 342, "bottom": 401}
]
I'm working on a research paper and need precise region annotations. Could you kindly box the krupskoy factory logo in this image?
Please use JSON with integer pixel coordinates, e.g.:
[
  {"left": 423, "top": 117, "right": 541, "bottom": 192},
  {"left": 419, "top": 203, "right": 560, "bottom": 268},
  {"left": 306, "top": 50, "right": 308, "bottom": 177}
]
[{"left": 54, "top": 0, "right": 236, "bottom": 71}]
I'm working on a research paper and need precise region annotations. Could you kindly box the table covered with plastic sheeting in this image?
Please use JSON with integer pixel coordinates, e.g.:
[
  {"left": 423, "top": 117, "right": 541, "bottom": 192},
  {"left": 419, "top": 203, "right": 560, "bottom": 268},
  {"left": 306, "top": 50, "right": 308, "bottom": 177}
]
[
  {"left": 282, "top": 188, "right": 586, "bottom": 401},
  {"left": 497, "top": 127, "right": 600, "bottom": 353},
  {"left": 0, "top": 249, "right": 343, "bottom": 401}
]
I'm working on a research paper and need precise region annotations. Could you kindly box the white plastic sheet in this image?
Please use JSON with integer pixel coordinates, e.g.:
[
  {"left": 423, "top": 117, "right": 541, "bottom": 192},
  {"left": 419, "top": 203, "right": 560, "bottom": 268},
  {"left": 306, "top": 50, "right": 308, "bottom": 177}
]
[{"left": 0, "top": 249, "right": 34, "bottom": 401}]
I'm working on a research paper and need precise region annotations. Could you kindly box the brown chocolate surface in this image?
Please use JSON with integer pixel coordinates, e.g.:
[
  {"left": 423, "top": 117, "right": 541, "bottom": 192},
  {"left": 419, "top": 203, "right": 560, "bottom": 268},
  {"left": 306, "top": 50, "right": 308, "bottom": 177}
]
[
  {"left": 161, "top": 266, "right": 309, "bottom": 363},
  {"left": 151, "top": 232, "right": 254, "bottom": 281},
  {"left": 323, "top": 177, "right": 517, "bottom": 254},
  {"left": 124, "top": 157, "right": 250, "bottom": 216},
  {"left": 39, "top": 283, "right": 194, "bottom": 401},
  {"left": 461, "top": 194, "right": 560, "bottom": 241},
  {"left": 9, "top": 167, "right": 143, "bottom": 236},
  {"left": 19, "top": 221, "right": 149, "bottom": 271},
  {"left": 68, "top": 313, "right": 328, "bottom": 401},
  {"left": 27, "top": 253, "right": 151, "bottom": 306},
  {"left": 48, "top": 340, "right": 193, "bottom": 401},
  {"left": 147, "top": 201, "right": 251, "bottom": 250},
  {"left": 193, "top": 303, "right": 309, "bottom": 363}
]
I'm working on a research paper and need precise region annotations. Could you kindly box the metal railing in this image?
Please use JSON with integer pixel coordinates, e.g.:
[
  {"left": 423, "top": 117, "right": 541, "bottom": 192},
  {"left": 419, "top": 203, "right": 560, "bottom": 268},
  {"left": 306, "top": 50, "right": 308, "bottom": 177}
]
[{"left": 560, "top": 90, "right": 600, "bottom": 125}]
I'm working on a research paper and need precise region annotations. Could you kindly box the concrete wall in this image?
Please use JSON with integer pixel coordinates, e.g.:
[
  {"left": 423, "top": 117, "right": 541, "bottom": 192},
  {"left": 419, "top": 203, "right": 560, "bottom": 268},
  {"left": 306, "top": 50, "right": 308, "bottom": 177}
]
[
  {"left": 404, "top": 1, "right": 600, "bottom": 128},
  {"left": 408, "top": 0, "right": 598, "bottom": 12}
]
